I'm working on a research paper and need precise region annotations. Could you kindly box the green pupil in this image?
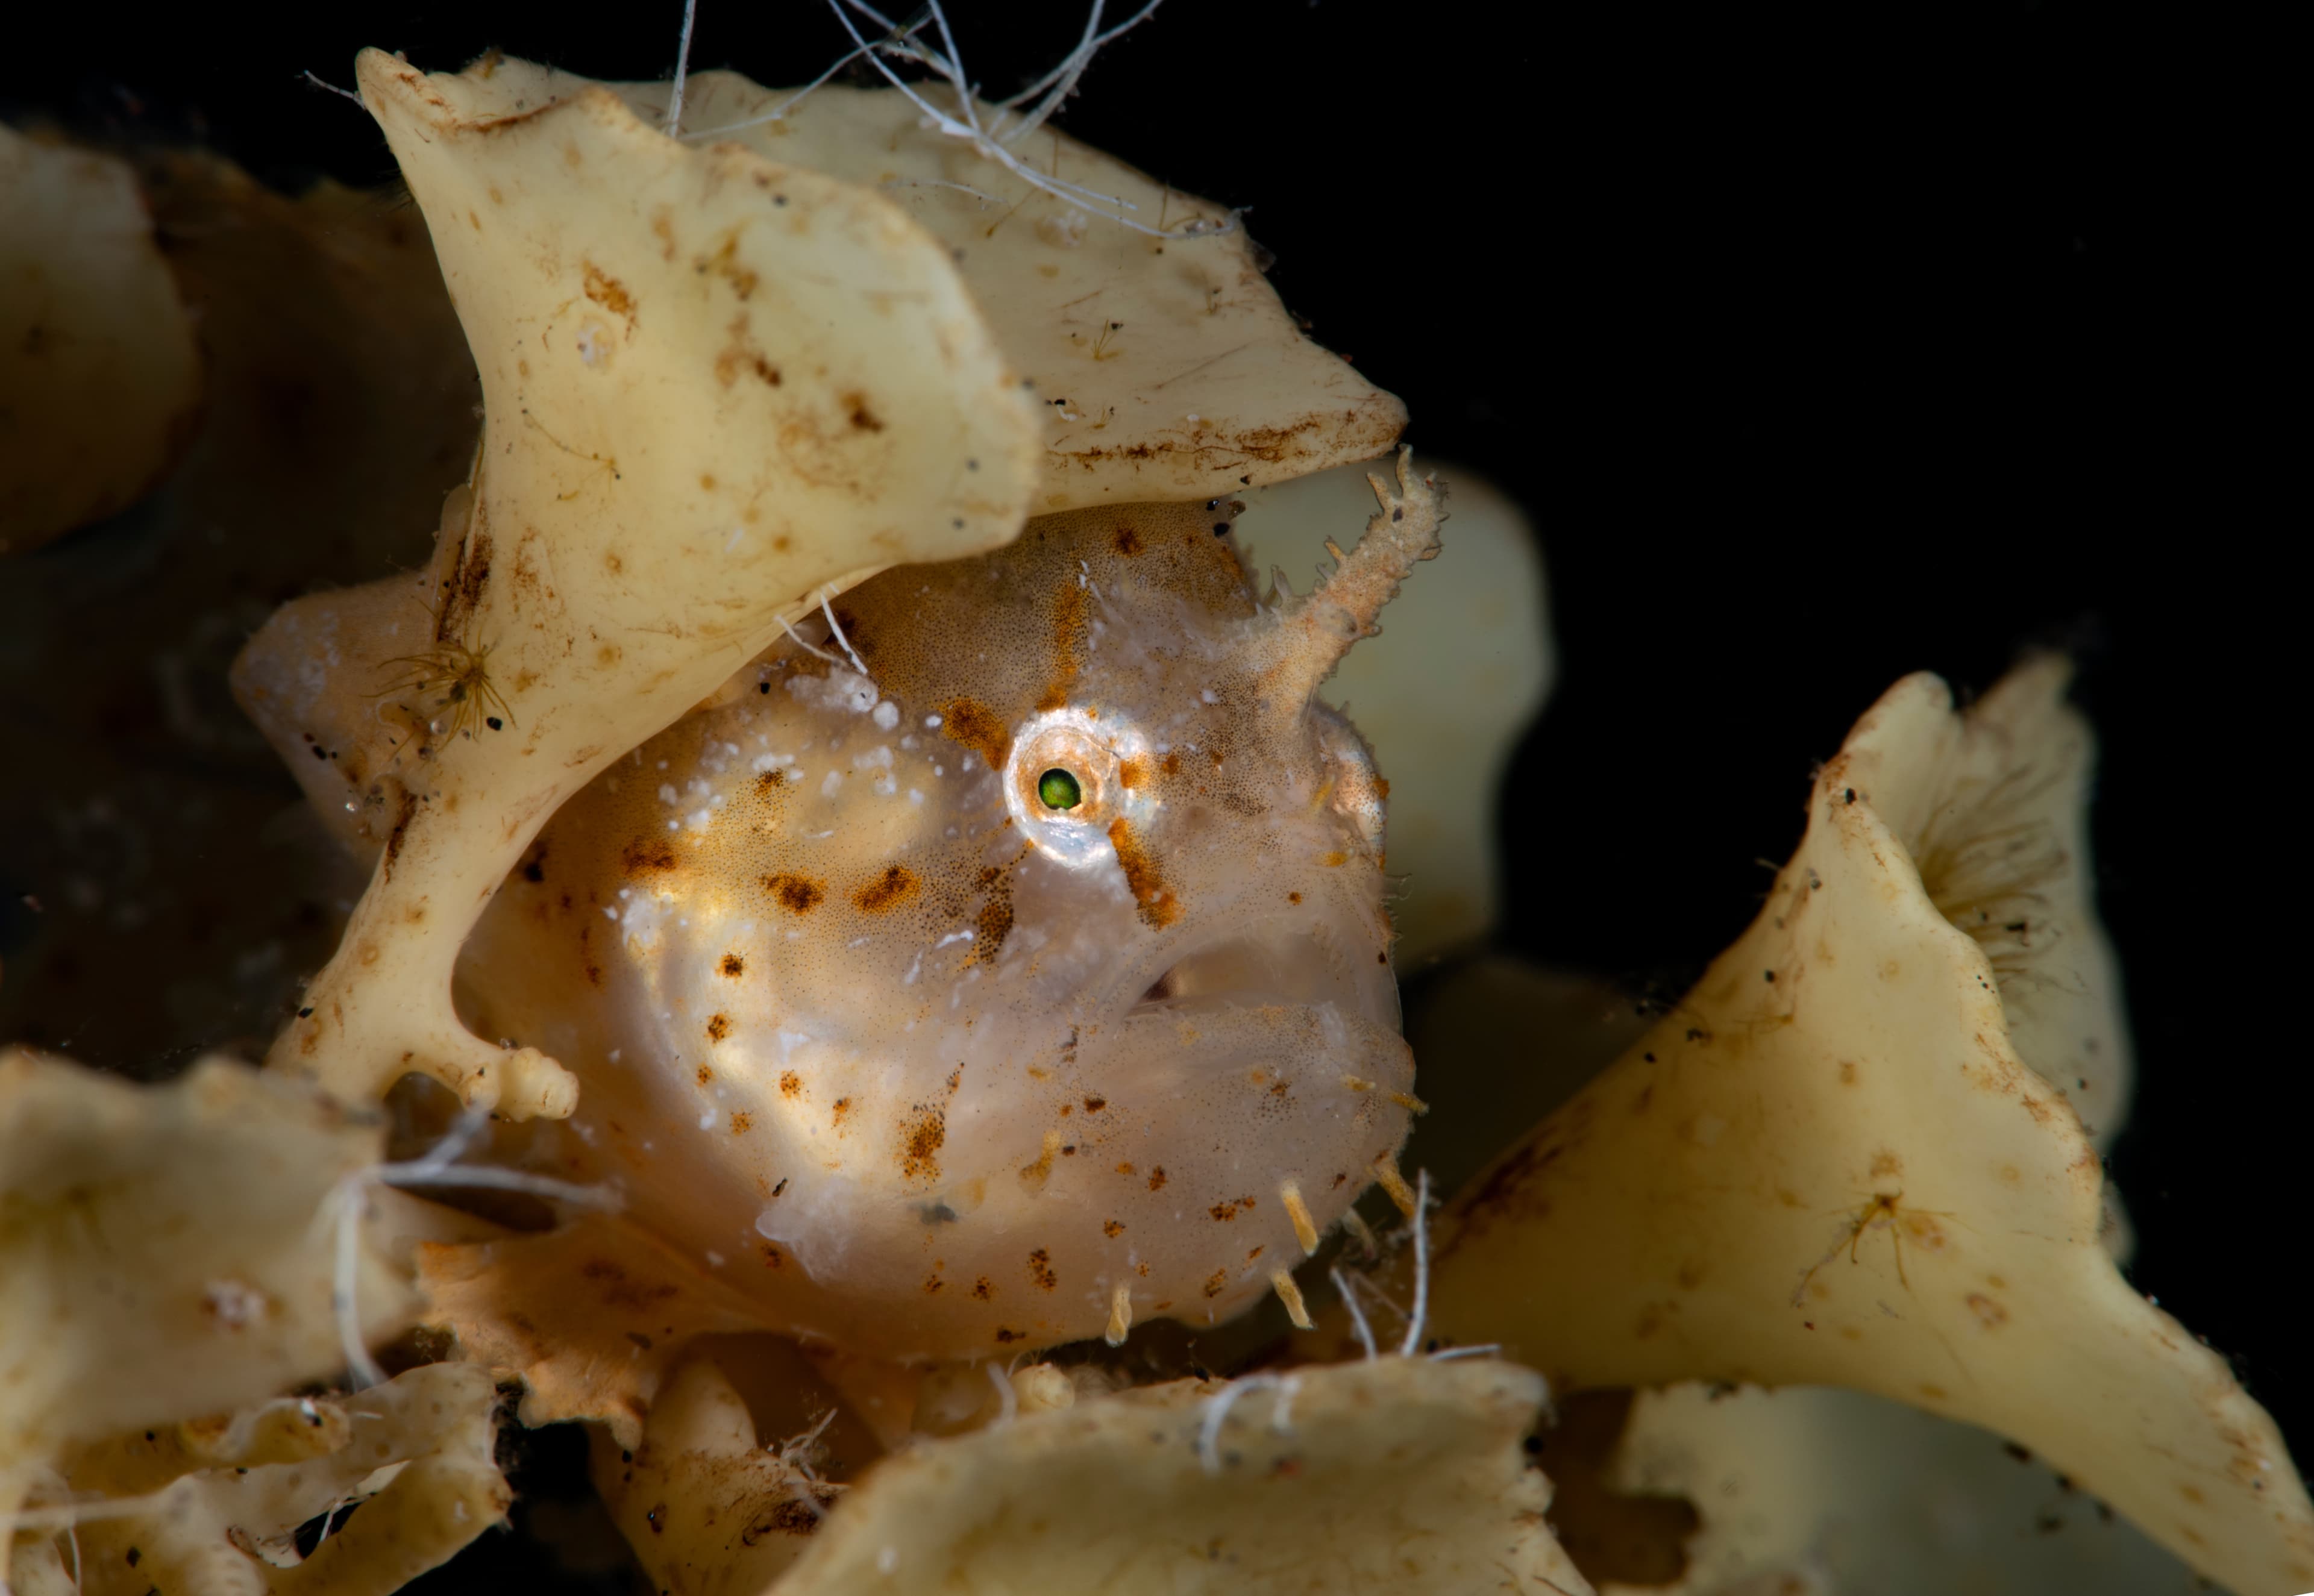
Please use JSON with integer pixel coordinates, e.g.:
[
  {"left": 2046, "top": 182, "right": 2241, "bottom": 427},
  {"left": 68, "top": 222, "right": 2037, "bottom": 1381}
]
[{"left": 1038, "top": 768, "right": 1082, "bottom": 810}]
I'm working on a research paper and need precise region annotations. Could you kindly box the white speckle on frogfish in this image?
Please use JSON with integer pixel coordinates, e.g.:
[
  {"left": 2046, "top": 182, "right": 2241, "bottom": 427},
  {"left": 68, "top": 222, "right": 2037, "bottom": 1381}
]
[{"left": 460, "top": 481, "right": 1438, "bottom": 1360}]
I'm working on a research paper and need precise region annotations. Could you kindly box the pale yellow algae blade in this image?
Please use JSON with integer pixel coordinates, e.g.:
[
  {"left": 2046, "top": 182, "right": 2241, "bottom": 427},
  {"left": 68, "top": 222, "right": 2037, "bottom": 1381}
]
[
  {"left": 779, "top": 1357, "right": 1589, "bottom": 1595},
  {"left": 0, "top": 1053, "right": 413, "bottom": 1541},
  {"left": 1414, "top": 662, "right": 2314, "bottom": 1594},
  {"left": 402, "top": 56, "right": 1406, "bottom": 510},
  {"left": 259, "top": 51, "right": 1041, "bottom": 1119},
  {"left": 0, "top": 126, "right": 199, "bottom": 552}
]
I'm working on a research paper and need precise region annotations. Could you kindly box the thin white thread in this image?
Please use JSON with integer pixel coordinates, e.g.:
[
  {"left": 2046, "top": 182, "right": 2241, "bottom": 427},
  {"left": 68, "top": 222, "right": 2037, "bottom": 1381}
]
[
  {"left": 823, "top": 0, "right": 1223, "bottom": 239},
  {"left": 774, "top": 1407, "right": 838, "bottom": 1477},
  {"left": 377, "top": 1165, "right": 609, "bottom": 1203},
  {"left": 777, "top": 613, "right": 843, "bottom": 668},
  {"left": 994, "top": 0, "right": 1165, "bottom": 113},
  {"left": 321, "top": 1105, "right": 614, "bottom": 1388},
  {"left": 328, "top": 1174, "right": 385, "bottom": 1389},
  {"left": 1336, "top": 1227, "right": 1411, "bottom": 1335},
  {"left": 311, "top": 1495, "right": 340, "bottom": 1557},
  {"left": 820, "top": 595, "right": 873, "bottom": 680},
  {"left": 1196, "top": 1374, "right": 1277, "bottom": 1474},
  {"left": 996, "top": 0, "right": 1107, "bottom": 120},
  {"left": 1193, "top": 1373, "right": 1300, "bottom": 1476},
  {"left": 768, "top": 1408, "right": 842, "bottom": 1522},
  {"left": 666, "top": 0, "right": 701, "bottom": 136},
  {"left": 986, "top": 1362, "right": 1018, "bottom": 1427},
  {"left": 1400, "top": 1167, "right": 1432, "bottom": 1359},
  {"left": 1270, "top": 1373, "right": 1302, "bottom": 1433},
  {"left": 989, "top": 0, "right": 1109, "bottom": 145},
  {"left": 1329, "top": 1265, "right": 1378, "bottom": 1360},
  {"left": 992, "top": 0, "right": 1167, "bottom": 147},
  {"left": 301, "top": 70, "right": 366, "bottom": 108},
  {"left": 1428, "top": 1344, "right": 1500, "bottom": 1362}
]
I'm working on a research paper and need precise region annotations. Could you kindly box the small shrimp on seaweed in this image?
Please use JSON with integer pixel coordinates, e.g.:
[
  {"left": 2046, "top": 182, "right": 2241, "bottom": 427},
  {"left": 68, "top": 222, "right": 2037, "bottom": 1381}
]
[{"left": 374, "top": 612, "right": 515, "bottom": 750}]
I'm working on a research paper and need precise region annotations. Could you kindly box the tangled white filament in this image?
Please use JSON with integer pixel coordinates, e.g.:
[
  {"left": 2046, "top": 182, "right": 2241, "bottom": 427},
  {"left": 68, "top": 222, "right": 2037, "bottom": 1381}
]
[
  {"left": 822, "top": 0, "right": 1218, "bottom": 239},
  {"left": 320, "top": 1104, "right": 615, "bottom": 1389},
  {"left": 1193, "top": 1372, "right": 1302, "bottom": 1476}
]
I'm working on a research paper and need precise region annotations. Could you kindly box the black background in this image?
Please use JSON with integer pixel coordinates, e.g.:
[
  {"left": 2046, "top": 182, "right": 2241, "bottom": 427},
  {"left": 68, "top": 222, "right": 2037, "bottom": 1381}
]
[{"left": 4, "top": 0, "right": 2290, "bottom": 1581}]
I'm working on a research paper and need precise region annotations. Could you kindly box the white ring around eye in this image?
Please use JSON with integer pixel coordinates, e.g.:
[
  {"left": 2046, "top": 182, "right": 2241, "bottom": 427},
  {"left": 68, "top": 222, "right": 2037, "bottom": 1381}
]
[{"left": 1003, "top": 707, "right": 1158, "bottom": 869}]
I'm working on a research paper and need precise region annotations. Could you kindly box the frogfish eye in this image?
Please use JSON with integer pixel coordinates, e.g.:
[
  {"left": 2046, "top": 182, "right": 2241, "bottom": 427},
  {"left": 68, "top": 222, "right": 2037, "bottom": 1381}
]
[{"left": 1005, "top": 707, "right": 1146, "bottom": 867}]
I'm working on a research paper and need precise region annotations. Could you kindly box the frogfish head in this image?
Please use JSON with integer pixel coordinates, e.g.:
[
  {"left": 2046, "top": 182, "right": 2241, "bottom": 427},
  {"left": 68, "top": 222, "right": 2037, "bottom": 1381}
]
[{"left": 462, "top": 465, "right": 1443, "bottom": 1361}]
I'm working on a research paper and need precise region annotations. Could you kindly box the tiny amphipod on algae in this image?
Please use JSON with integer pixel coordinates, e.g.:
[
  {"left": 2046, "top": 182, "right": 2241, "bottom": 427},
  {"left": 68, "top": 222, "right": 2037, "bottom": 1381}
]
[{"left": 462, "top": 455, "right": 1444, "bottom": 1360}]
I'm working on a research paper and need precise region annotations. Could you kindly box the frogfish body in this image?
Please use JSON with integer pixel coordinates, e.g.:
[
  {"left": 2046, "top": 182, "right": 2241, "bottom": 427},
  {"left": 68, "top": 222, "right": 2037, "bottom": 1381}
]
[{"left": 458, "top": 474, "right": 1437, "bottom": 1361}]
